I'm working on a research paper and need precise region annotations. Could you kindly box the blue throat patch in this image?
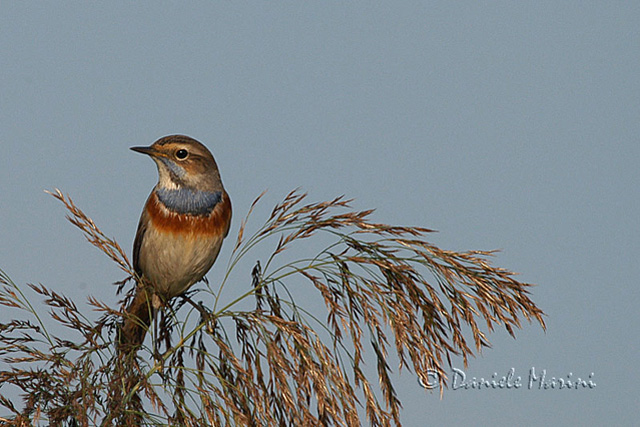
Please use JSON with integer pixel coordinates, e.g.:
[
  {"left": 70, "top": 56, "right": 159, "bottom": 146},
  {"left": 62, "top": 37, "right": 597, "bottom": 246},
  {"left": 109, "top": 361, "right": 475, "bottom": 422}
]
[{"left": 156, "top": 187, "right": 222, "bottom": 215}]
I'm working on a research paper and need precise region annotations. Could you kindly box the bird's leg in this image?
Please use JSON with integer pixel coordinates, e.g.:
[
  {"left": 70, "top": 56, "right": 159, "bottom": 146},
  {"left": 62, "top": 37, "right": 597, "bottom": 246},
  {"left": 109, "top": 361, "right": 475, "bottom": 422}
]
[
  {"left": 180, "top": 294, "right": 209, "bottom": 317},
  {"left": 151, "top": 293, "right": 165, "bottom": 364},
  {"left": 152, "top": 307, "right": 161, "bottom": 363},
  {"left": 180, "top": 295, "right": 216, "bottom": 333}
]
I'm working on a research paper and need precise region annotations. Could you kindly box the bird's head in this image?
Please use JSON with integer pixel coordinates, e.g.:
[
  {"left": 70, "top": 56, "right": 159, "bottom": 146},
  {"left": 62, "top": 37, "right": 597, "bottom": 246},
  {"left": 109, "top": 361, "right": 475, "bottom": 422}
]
[{"left": 131, "top": 135, "right": 223, "bottom": 192}]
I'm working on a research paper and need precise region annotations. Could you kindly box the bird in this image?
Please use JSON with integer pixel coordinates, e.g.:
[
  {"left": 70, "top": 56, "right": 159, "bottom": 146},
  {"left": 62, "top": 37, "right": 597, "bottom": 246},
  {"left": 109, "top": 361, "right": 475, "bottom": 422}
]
[{"left": 119, "top": 135, "right": 232, "bottom": 350}]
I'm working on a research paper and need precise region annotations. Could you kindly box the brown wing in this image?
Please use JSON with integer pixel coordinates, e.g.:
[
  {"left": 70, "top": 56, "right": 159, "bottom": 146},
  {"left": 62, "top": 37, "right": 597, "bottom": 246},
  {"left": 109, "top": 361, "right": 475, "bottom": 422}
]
[
  {"left": 132, "top": 195, "right": 152, "bottom": 277},
  {"left": 120, "top": 195, "right": 154, "bottom": 352},
  {"left": 222, "top": 190, "right": 232, "bottom": 238}
]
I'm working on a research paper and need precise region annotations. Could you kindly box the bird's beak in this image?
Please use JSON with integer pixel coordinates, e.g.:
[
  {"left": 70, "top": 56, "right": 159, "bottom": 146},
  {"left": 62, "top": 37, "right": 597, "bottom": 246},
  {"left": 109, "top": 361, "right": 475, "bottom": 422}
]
[{"left": 130, "top": 146, "right": 160, "bottom": 157}]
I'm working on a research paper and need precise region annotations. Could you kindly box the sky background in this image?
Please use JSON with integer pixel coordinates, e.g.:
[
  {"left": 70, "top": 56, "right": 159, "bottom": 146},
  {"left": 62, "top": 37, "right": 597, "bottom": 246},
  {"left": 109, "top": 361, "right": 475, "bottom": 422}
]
[{"left": 1, "top": 2, "right": 638, "bottom": 425}]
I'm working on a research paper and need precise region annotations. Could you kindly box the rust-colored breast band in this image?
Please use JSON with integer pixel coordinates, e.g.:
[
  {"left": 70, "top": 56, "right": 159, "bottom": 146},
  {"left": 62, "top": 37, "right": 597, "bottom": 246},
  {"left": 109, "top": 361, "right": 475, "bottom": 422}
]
[{"left": 146, "top": 190, "right": 232, "bottom": 237}]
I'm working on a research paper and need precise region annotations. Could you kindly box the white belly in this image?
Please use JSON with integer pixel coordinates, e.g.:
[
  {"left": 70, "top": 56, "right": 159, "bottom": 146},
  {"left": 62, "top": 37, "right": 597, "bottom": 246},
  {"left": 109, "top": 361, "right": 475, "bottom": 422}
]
[{"left": 137, "top": 227, "right": 224, "bottom": 298}]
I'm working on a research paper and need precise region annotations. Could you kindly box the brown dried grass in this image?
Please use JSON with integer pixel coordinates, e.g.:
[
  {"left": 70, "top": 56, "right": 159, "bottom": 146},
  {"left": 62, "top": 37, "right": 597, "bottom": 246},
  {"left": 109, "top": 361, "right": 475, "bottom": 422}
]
[{"left": 0, "top": 189, "right": 545, "bottom": 426}]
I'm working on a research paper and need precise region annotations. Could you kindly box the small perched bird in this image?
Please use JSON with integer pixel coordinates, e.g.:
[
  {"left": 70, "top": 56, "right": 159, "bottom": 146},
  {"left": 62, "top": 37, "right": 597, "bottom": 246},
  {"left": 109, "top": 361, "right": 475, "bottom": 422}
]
[{"left": 119, "top": 135, "right": 232, "bottom": 349}]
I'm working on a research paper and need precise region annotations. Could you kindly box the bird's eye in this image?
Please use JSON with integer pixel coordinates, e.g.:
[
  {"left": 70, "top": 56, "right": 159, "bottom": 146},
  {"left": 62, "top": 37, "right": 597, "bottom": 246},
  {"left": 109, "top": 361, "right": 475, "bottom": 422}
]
[{"left": 175, "top": 149, "right": 189, "bottom": 160}]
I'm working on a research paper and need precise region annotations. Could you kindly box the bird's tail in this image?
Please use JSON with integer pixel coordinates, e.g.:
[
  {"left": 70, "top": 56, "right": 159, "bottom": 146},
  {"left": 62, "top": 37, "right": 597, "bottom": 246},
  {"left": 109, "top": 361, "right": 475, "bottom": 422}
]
[
  {"left": 118, "top": 287, "right": 154, "bottom": 352},
  {"left": 110, "top": 288, "right": 151, "bottom": 424}
]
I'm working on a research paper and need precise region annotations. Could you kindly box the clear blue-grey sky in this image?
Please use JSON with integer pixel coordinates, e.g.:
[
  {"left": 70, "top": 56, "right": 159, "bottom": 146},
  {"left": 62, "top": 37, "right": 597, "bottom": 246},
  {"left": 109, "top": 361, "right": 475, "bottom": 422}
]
[{"left": 1, "top": 2, "right": 638, "bottom": 425}]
